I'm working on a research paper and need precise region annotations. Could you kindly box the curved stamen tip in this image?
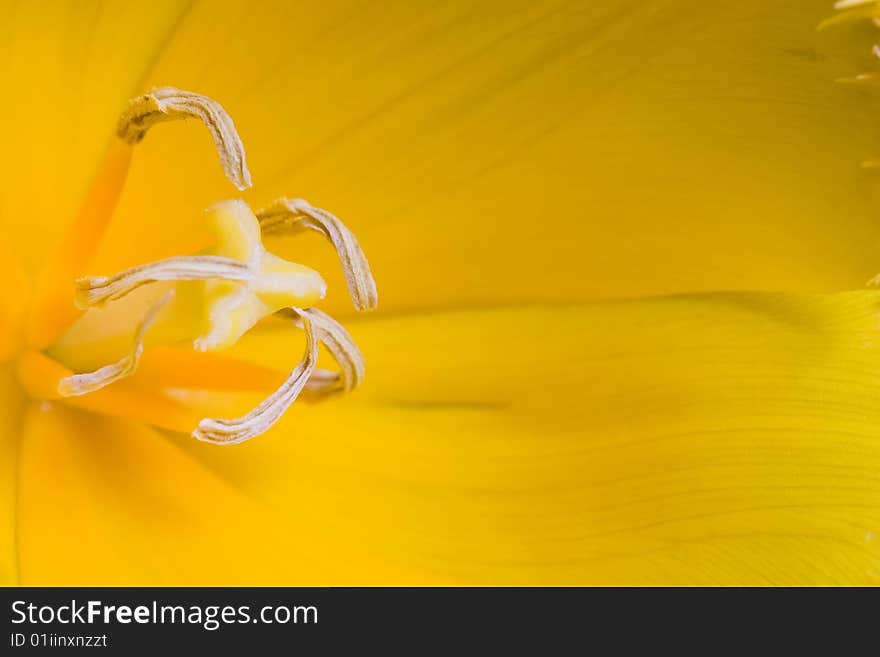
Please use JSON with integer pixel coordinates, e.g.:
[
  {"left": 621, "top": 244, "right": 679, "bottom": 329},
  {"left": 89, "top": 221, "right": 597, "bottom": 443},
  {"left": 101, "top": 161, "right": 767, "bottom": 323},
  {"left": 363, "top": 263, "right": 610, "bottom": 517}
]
[
  {"left": 117, "top": 87, "right": 252, "bottom": 190},
  {"left": 287, "top": 307, "right": 365, "bottom": 393},
  {"left": 57, "top": 291, "right": 174, "bottom": 397},
  {"left": 192, "top": 308, "right": 319, "bottom": 445},
  {"left": 257, "top": 198, "right": 378, "bottom": 312}
]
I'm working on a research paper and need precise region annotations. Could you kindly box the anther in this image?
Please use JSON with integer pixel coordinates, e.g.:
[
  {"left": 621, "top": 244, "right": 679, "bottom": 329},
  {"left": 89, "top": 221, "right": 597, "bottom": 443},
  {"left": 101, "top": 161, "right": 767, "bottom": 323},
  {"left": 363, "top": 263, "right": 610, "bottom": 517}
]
[
  {"left": 75, "top": 255, "right": 254, "bottom": 309},
  {"left": 117, "top": 87, "right": 252, "bottom": 190},
  {"left": 58, "top": 291, "right": 174, "bottom": 397},
  {"left": 193, "top": 309, "right": 319, "bottom": 444},
  {"left": 282, "top": 307, "right": 365, "bottom": 392},
  {"left": 257, "top": 198, "right": 378, "bottom": 311}
]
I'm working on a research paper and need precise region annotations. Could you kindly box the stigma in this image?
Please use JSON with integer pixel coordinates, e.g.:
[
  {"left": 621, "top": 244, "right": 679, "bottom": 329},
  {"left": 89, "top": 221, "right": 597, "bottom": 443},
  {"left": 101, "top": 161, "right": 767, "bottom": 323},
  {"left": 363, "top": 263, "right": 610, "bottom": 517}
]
[{"left": 56, "top": 87, "right": 377, "bottom": 445}]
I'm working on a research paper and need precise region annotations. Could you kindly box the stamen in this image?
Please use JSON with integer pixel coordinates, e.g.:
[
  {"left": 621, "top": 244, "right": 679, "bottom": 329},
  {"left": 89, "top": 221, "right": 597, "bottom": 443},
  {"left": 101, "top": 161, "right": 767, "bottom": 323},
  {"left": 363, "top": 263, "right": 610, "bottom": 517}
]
[
  {"left": 193, "top": 308, "right": 319, "bottom": 445},
  {"left": 117, "top": 87, "right": 252, "bottom": 190},
  {"left": 58, "top": 292, "right": 174, "bottom": 397},
  {"left": 75, "top": 255, "right": 253, "bottom": 309},
  {"left": 282, "top": 307, "right": 365, "bottom": 392},
  {"left": 257, "top": 198, "right": 378, "bottom": 311},
  {"left": 48, "top": 84, "right": 377, "bottom": 443}
]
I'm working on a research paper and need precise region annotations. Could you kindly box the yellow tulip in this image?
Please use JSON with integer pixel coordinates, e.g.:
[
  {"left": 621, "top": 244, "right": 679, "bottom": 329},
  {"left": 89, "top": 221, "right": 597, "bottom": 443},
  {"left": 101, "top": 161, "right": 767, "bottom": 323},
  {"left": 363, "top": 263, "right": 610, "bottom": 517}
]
[{"left": 1, "top": 0, "right": 879, "bottom": 585}]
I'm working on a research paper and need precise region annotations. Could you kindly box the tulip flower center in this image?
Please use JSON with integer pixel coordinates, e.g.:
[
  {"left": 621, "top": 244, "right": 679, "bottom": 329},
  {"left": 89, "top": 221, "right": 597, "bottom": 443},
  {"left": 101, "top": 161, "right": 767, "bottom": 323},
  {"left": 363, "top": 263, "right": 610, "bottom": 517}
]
[{"left": 11, "top": 87, "right": 377, "bottom": 445}]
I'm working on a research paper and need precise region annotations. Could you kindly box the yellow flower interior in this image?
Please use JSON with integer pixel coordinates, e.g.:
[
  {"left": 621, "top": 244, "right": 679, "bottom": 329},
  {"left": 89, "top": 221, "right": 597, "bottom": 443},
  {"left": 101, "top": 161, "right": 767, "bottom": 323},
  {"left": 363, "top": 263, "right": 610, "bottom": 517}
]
[{"left": 11, "top": 87, "right": 373, "bottom": 445}]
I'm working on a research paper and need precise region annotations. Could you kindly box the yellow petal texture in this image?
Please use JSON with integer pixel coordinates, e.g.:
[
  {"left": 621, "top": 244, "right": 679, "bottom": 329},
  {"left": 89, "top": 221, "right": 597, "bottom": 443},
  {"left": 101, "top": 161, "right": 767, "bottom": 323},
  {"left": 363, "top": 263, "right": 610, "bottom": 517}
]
[
  {"left": 22, "top": 296, "right": 879, "bottom": 585},
  {"left": 17, "top": 402, "right": 436, "bottom": 584},
  {"left": 91, "top": 0, "right": 880, "bottom": 318},
  {"left": 26, "top": 141, "right": 133, "bottom": 351},
  {"left": 0, "top": 245, "right": 30, "bottom": 361},
  {"left": 0, "top": 366, "right": 25, "bottom": 584},
  {"left": 0, "top": 0, "right": 190, "bottom": 274}
]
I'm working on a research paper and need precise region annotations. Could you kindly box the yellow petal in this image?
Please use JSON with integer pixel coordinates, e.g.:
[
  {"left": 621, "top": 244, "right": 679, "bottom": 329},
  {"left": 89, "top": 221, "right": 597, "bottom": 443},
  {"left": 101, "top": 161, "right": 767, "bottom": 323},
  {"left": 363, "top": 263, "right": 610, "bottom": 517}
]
[
  {"left": 96, "top": 0, "right": 880, "bottom": 315},
  {"left": 0, "top": 246, "right": 30, "bottom": 361},
  {"left": 17, "top": 402, "right": 444, "bottom": 584},
  {"left": 165, "top": 296, "right": 880, "bottom": 584},
  {"left": 0, "top": 366, "right": 25, "bottom": 584},
  {"left": 134, "top": 346, "right": 283, "bottom": 391},
  {"left": 25, "top": 141, "right": 132, "bottom": 350},
  {"left": 0, "top": 0, "right": 190, "bottom": 273}
]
